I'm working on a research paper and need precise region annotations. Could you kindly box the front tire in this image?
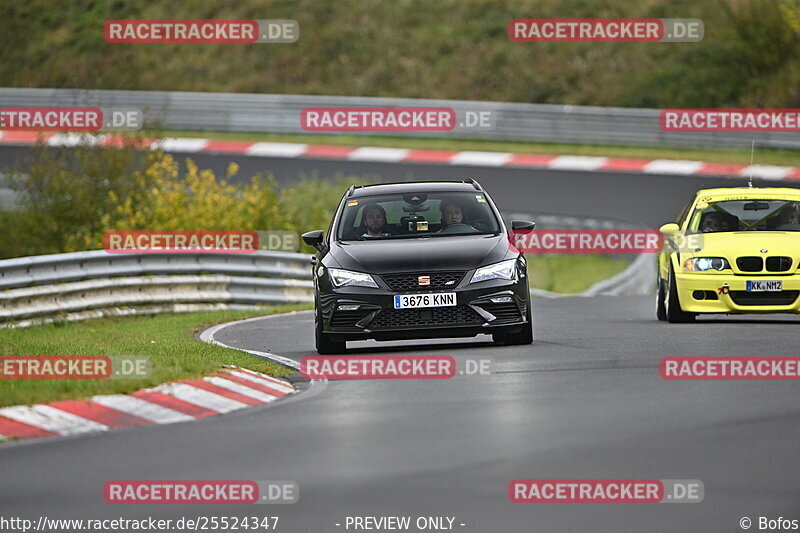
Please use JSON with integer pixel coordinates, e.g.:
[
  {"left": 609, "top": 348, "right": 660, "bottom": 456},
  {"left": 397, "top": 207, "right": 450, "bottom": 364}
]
[
  {"left": 665, "top": 266, "right": 695, "bottom": 323},
  {"left": 656, "top": 277, "right": 667, "bottom": 321},
  {"left": 315, "top": 305, "right": 346, "bottom": 354}
]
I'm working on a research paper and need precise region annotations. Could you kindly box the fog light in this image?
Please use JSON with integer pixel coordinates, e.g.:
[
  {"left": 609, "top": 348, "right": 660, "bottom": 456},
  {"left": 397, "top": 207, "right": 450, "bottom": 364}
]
[
  {"left": 489, "top": 296, "right": 514, "bottom": 303},
  {"left": 337, "top": 304, "right": 360, "bottom": 311}
]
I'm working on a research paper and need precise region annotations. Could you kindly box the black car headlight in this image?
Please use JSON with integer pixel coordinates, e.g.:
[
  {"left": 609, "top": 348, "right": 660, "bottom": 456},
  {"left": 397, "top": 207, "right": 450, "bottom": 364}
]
[
  {"left": 684, "top": 257, "right": 730, "bottom": 272},
  {"left": 328, "top": 268, "right": 379, "bottom": 288},
  {"left": 470, "top": 259, "right": 518, "bottom": 284}
]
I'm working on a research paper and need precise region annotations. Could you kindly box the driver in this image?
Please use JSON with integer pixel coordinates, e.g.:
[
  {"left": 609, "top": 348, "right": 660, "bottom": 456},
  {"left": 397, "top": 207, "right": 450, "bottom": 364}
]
[
  {"left": 700, "top": 212, "right": 728, "bottom": 233},
  {"left": 778, "top": 204, "right": 800, "bottom": 226},
  {"left": 361, "top": 203, "right": 390, "bottom": 238},
  {"left": 438, "top": 201, "right": 465, "bottom": 232}
]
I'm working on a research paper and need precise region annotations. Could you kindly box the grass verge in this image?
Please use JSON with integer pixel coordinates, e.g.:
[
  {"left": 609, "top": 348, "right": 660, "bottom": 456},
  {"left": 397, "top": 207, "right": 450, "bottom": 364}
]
[
  {"left": 528, "top": 254, "right": 629, "bottom": 294},
  {"left": 0, "top": 305, "right": 311, "bottom": 408},
  {"left": 163, "top": 130, "right": 800, "bottom": 168}
]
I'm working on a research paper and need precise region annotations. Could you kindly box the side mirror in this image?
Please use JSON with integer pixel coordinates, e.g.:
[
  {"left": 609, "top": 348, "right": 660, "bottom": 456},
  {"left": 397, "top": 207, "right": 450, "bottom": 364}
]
[
  {"left": 302, "top": 230, "right": 326, "bottom": 251},
  {"left": 511, "top": 220, "right": 536, "bottom": 230},
  {"left": 659, "top": 223, "right": 680, "bottom": 235}
]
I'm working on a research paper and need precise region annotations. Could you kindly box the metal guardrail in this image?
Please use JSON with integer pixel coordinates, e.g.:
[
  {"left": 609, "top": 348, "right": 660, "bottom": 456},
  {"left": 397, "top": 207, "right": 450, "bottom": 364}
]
[
  {"left": 0, "top": 250, "right": 312, "bottom": 289},
  {"left": 1, "top": 88, "right": 797, "bottom": 150},
  {"left": 0, "top": 250, "right": 314, "bottom": 326}
]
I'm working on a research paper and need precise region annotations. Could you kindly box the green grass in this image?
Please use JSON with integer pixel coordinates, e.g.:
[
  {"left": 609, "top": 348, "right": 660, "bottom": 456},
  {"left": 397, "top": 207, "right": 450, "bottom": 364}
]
[
  {"left": 3, "top": 1, "right": 799, "bottom": 112},
  {"left": 527, "top": 253, "right": 629, "bottom": 294},
  {"left": 163, "top": 130, "right": 800, "bottom": 168},
  {"left": 0, "top": 306, "right": 311, "bottom": 408}
]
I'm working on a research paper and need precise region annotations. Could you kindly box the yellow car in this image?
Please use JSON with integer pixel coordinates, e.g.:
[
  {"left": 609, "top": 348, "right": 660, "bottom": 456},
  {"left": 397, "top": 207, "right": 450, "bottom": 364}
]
[{"left": 657, "top": 187, "right": 800, "bottom": 322}]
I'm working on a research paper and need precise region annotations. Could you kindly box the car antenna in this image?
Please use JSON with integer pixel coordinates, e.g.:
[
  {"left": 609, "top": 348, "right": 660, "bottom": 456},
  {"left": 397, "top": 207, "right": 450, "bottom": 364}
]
[{"left": 747, "top": 139, "right": 755, "bottom": 188}]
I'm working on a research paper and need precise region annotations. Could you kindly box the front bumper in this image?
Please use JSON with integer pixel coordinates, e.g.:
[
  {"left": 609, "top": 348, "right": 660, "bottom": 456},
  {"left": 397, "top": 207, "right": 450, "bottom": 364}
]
[
  {"left": 675, "top": 272, "right": 800, "bottom": 314},
  {"left": 319, "top": 277, "right": 530, "bottom": 341}
]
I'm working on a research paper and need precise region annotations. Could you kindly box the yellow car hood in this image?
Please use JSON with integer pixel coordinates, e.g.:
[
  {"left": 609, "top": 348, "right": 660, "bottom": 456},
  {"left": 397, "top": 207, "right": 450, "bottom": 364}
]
[{"left": 692, "top": 232, "right": 800, "bottom": 259}]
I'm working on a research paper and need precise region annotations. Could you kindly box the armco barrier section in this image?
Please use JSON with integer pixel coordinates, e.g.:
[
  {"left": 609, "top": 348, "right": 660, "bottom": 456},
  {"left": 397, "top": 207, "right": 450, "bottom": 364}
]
[
  {"left": 0, "top": 250, "right": 315, "bottom": 324},
  {"left": 0, "top": 88, "right": 796, "bottom": 149}
]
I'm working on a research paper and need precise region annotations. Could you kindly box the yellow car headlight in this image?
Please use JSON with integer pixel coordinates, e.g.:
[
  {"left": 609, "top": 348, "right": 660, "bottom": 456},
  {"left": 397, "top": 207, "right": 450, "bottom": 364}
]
[{"left": 684, "top": 257, "right": 730, "bottom": 272}]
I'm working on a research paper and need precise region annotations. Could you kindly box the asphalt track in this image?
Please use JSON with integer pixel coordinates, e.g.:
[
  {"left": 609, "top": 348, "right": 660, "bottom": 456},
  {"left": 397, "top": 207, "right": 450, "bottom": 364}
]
[
  {"left": 1, "top": 147, "right": 800, "bottom": 532},
  {"left": 2, "top": 300, "right": 800, "bottom": 532}
]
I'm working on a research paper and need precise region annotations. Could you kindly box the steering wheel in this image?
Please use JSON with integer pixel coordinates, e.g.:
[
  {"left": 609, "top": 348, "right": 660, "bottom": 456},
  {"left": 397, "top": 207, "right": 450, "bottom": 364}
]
[{"left": 439, "top": 223, "right": 477, "bottom": 234}]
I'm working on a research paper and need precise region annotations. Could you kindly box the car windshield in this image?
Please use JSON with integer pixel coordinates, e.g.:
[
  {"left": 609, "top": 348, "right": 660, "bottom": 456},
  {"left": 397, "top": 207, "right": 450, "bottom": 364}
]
[
  {"left": 687, "top": 199, "right": 800, "bottom": 233},
  {"left": 336, "top": 191, "right": 501, "bottom": 241}
]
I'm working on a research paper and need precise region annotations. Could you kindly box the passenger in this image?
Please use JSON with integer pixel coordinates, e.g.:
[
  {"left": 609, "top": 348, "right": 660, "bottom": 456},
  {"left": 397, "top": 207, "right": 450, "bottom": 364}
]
[
  {"left": 700, "top": 212, "right": 728, "bottom": 233},
  {"left": 361, "top": 203, "right": 390, "bottom": 238},
  {"left": 778, "top": 204, "right": 800, "bottom": 226}
]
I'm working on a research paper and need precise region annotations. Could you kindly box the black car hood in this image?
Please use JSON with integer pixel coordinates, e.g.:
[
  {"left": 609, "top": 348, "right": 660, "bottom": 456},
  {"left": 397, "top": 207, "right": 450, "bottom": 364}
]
[{"left": 328, "top": 234, "right": 513, "bottom": 274}]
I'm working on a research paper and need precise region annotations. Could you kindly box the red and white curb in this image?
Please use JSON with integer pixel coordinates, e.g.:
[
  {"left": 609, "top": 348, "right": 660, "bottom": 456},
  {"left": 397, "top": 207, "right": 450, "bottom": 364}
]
[
  {"left": 0, "top": 366, "right": 296, "bottom": 442},
  {"left": 1, "top": 131, "right": 799, "bottom": 181}
]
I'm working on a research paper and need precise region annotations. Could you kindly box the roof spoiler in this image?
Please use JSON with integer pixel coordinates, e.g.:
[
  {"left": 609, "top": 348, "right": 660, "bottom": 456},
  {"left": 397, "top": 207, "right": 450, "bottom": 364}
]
[
  {"left": 346, "top": 184, "right": 363, "bottom": 198},
  {"left": 463, "top": 178, "right": 482, "bottom": 191}
]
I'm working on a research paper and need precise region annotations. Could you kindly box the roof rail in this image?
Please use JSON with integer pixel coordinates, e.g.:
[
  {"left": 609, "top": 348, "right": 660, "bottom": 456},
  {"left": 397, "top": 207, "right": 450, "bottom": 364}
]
[
  {"left": 357, "top": 180, "right": 472, "bottom": 188},
  {"left": 463, "top": 178, "right": 482, "bottom": 191},
  {"left": 347, "top": 180, "right": 484, "bottom": 193}
]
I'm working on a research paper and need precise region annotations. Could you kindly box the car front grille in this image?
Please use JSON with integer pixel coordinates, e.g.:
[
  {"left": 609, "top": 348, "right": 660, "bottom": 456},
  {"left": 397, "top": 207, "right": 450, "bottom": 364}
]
[
  {"left": 370, "top": 305, "right": 484, "bottom": 329},
  {"left": 729, "top": 290, "right": 799, "bottom": 306},
  {"left": 766, "top": 256, "right": 793, "bottom": 272},
  {"left": 736, "top": 257, "right": 763, "bottom": 272},
  {"left": 735, "top": 256, "right": 794, "bottom": 273},
  {"left": 380, "top": 271, "right": 466, "bottom": 291}
]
